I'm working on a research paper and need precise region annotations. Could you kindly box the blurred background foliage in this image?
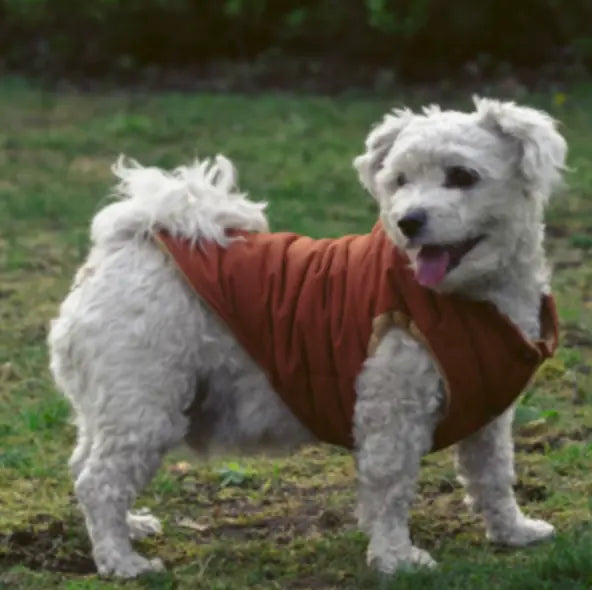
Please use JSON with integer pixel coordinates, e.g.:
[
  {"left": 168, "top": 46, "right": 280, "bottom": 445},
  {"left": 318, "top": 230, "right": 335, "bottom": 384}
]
[{"left": 1, "top": 0, "right": 591, "bottom": 85}]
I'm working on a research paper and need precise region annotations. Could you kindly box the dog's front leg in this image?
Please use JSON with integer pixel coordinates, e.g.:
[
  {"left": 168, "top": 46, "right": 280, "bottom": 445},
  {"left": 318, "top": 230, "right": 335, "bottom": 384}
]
[
  {"left": 354, "top": 329, "right": 443, "bottom": 575},
  {"left": 455, "top": 406, "right": 555, "bottom": 546}
]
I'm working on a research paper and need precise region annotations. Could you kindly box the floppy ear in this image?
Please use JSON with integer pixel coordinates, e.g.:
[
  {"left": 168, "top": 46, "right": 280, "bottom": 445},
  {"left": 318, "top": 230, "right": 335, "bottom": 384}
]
[
  {"left": 353, "top": 109, "right": 414, "bottom": 198},
  {"left": 474, "top": 97, "right": 567, "bottom": 201}
]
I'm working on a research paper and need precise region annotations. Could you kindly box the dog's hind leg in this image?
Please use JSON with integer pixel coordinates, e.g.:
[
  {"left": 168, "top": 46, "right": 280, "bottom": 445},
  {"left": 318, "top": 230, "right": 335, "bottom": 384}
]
[
  {"left": 354, "top": 330, "right": 443, "bottom": 575},
  {"left": 455, "top": 407, "right": 555, "bottom": 546},
  {"left": 69, "top": 420, "right": 162, "bottom": 542},
  {"left": 73, "top": 368, "right": 190, "bottom": 578},
  {"left": 56, "top": 245, "right": 205, "bottom": 577},
  {"left": 185, "top": 332, "right": 315, "bottom": 454}
]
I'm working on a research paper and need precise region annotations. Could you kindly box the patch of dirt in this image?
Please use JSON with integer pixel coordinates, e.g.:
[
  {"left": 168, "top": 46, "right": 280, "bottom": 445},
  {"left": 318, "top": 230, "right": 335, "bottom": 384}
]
[
  {"left": 211, "top": 514, "right": 324, "bottom": 545},
  {"left": 563, "top": 326, "right": 592, "bottom": 348},
  {"left": 175, "top": 477, "right": 352, "bottom": 510},
  {"left": 175, "top": 492, "right": 356, "bottom": 547},
  {"left": 514, "top": 481, "right": 550, "bottom": 503},
  {"left": 0, "top": 518, "right": 95, "bottom": 574},
  {"left": 514, "top": 433, "right": 566, "bottom": 453},
  {"left": 546, "top": 224, "right": 571, "bottom": 238},
  {"left": 566, "top": 425, "right": 592, "bottom": 442},
  {"left": 418, "top": 477, "right": 460, "bottom": 497},
  {"left": 285, "top": 574, "right": 349, "bottom": 589},
  {"left": 515, "top": 425, "right": 592, "bottom": 453}
]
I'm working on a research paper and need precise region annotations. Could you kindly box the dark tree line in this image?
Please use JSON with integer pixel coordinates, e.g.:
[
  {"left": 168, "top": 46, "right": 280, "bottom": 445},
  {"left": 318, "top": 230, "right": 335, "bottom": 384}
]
[{"left": 1, "top": 0, "right": 590, "bottom": 80}]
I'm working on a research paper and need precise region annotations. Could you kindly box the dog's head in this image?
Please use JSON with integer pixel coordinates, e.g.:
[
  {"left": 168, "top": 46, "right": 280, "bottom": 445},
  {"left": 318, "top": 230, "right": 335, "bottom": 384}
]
[{"left": 354, "top": 98, "right": 567, "bottom": 293}]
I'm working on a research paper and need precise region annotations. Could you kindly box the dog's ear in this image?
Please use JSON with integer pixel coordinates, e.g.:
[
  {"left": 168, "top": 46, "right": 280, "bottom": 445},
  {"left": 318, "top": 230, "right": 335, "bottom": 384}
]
[
  {"left": 354, "top": 109, "right": 414, "bottom": 198},
  {"left": 474, "top": 97, "right": 567, "bottom": 201}
]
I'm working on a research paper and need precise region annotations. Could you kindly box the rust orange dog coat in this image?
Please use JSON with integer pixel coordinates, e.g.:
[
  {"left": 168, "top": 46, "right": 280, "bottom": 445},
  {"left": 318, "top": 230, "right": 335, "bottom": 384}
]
[{"left": 156, "top": 222, "right": 558, "bottom": 451}]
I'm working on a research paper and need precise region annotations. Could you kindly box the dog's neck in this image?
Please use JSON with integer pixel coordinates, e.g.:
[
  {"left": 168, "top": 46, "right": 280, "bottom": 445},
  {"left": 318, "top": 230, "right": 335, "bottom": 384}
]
[{"left": 465, "top": 227, "right": 548, "bottom": 341}]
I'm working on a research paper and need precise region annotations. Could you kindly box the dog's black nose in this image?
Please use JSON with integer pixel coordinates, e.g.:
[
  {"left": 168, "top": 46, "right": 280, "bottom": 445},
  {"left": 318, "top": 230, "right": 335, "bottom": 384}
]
[{"left": 397, "top": 209, "right": 427, "bottom": 238}]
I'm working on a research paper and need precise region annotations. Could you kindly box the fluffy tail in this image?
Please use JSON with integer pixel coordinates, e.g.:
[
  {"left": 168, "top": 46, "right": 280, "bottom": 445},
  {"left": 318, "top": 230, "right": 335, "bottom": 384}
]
[{"left": 90, "top": 155, "right": 268, "bottom": 247}]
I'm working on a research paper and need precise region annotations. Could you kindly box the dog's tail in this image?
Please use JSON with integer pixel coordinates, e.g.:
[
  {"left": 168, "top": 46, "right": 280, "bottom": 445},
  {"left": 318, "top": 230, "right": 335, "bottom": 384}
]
[{"left": 90, "top": 155, "right": 268, "bottom": 247}]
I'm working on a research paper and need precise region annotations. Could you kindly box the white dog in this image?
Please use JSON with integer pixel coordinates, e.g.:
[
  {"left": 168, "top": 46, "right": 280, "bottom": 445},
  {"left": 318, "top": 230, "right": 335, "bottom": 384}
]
[{"left": 48, "top": 98, "right": 566, "bottom": 578}]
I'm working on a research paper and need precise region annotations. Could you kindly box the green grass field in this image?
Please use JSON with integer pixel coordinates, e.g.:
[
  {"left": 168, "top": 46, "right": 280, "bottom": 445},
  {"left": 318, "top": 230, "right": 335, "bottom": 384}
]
[{"left": 0, "top": 77, "right": 591, "bottom": 589}]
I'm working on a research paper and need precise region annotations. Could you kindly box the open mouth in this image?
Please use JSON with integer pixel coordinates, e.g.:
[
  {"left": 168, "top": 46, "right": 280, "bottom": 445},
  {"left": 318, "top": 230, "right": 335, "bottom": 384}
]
[{"left": 414, "top": 235, "right": 484, "bottom": 287}]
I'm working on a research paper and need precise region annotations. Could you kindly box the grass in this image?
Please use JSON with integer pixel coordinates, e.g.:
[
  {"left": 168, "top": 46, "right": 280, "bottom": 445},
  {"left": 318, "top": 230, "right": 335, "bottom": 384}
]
[{"left": 0, "top": 76, "right": 591, "bottom": 589}]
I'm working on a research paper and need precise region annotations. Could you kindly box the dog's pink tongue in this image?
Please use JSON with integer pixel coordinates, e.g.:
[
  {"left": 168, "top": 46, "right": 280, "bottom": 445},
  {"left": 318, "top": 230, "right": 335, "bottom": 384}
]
[{"left": 416, "top": 247, "right": 450, "bottom": 287}]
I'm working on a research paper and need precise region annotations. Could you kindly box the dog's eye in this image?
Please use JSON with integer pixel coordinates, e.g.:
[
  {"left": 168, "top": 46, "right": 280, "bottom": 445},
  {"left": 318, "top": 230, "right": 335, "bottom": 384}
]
[
  {"left": 444, "top": 166, "right": 480, "bottom": 189},
  {"left": 395, "top": 173, "right": 407, "bottom": 188}
]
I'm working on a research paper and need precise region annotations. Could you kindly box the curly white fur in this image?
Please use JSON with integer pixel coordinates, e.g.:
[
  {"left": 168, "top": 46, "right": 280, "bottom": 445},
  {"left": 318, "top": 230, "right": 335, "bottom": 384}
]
[
  {"left": 49, "top": 98, "right": 566, "bottom": 578},
  {"left": 91, "top": 155, "right": 268, "bottom": 247}
]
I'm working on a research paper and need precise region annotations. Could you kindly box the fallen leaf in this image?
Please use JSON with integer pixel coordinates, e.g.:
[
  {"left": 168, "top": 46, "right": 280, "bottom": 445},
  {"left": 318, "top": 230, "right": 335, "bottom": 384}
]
[
  {"left": 168, "top": 461, "right": 192, "bottom": 474},
  {"left": 176, "top": 517, "right": 210, "bottom": 532}
]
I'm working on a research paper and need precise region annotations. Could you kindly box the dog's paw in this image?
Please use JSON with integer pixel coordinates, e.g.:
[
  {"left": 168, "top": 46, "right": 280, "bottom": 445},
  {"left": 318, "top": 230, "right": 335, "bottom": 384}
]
[
  {"left": 367, "top": 544, "right": 437, "bottom": 575},
  {"left": 127, "top": 508, "right": 163, "bottom": 540},
  {"left": 488, "top": 517, "right": 555, "bottom": 547},
  {"left": 96, "top": 550, "right": 164, "bottom": 578}
]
